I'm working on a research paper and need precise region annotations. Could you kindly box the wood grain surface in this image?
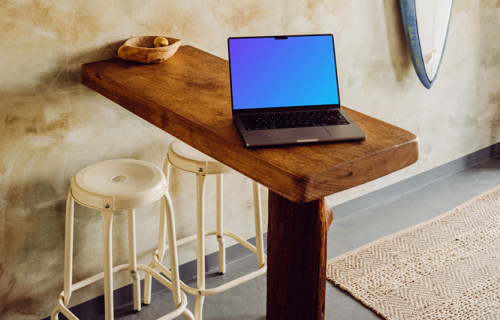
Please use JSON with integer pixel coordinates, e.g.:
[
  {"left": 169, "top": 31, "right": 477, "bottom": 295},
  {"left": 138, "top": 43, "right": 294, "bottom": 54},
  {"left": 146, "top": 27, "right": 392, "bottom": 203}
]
[
  {"left": 82, "top": 45, "right": 418, "bottom": 203},
  {"left": 267, "top": 192, "right": 334, "bottom": 319}
]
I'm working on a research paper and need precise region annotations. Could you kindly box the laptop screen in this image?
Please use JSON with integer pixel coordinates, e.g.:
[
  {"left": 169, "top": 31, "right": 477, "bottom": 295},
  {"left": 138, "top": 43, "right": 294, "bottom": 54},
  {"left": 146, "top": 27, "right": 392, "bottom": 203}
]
[{"left": 228, "top": 34, "right": 340, "bottom": 111}]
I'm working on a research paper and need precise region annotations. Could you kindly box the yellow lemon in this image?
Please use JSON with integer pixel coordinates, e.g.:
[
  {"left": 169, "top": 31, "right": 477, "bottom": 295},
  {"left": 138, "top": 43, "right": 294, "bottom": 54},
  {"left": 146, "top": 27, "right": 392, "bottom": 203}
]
[{"left": 154, "top": 37, "right": 169, "bottom": 47}]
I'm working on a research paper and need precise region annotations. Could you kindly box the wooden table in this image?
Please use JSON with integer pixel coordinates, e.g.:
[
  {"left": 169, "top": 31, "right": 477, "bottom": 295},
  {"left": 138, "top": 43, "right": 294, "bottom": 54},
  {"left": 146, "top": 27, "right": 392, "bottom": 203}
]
[{"left": 82, "top": 45, "right": 418, "bottom": 319}]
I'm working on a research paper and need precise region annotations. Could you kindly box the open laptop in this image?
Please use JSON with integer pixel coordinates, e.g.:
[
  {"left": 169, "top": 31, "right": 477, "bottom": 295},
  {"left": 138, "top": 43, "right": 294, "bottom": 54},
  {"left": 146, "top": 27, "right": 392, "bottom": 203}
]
[{"left": 228, "top": 34, "right": 366, "bottom": 147}]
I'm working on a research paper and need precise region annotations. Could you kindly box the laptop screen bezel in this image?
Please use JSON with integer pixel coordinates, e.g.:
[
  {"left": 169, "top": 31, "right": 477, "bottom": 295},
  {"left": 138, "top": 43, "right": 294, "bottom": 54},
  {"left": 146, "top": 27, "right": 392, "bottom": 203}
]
[{"left": 227, "top": 34, "right": 342, "bottom": 114}]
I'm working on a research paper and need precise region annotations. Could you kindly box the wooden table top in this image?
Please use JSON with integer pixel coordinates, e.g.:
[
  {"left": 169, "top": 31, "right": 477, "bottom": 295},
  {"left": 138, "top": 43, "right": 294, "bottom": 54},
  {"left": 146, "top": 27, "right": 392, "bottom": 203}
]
[{"left": 82, "top": 45, "right": 418, "bottom": 203}]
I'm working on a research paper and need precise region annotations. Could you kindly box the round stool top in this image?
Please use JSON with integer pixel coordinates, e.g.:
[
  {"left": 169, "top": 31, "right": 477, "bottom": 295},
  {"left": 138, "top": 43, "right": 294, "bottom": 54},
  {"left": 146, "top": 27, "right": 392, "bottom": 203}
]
[
  {"left": 71, "top": 159, "right": 166, "bottom": 210},
  {"left": 168, "top": 140, "right": 232, "bottom": 174}
]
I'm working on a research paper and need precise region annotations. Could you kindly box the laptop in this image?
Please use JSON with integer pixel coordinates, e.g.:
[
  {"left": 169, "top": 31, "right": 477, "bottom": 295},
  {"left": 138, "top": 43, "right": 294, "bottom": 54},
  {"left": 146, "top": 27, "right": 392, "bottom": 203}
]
[{"left": 227, "top": 34, "right": 366, "bottom": 147}]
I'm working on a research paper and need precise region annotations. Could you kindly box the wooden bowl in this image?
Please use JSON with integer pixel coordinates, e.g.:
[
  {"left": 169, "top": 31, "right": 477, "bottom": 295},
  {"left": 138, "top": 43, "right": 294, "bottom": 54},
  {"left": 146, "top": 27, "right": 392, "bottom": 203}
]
[{"left": 117, "top": 36, "right": 181, "bottom": 64}]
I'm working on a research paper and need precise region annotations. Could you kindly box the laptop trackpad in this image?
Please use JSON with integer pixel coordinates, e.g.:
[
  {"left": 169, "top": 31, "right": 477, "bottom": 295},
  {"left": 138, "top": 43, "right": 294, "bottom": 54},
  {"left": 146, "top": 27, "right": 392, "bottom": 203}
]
[{"left": 281, "top": 127, "right": 331, "bottom": 141}]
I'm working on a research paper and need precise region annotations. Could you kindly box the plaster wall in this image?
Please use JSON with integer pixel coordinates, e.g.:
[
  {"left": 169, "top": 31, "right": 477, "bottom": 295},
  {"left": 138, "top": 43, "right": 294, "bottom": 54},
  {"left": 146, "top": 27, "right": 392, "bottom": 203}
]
[{"left": 0, "top": 1, "right": 498, "bottom": 318}]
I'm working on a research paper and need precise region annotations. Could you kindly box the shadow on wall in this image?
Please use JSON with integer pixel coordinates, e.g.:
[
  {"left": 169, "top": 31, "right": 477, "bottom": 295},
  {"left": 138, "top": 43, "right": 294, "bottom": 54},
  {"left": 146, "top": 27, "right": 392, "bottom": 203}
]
[
  {"left": 0, "top": 178, "right": 67, "bottom": 318},
  {"left": 4, "top": 40, "right": 124, "bottom": 98},
  {"left": 383, "top": 0, "right": 413, "bottom": 82}
]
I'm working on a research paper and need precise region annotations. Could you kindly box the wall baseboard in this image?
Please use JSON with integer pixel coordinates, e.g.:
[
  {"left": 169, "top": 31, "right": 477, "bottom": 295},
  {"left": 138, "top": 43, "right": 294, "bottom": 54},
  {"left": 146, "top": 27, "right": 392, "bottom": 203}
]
[{"left": 43, "top": 142, "right": 499, "bottom": 319}]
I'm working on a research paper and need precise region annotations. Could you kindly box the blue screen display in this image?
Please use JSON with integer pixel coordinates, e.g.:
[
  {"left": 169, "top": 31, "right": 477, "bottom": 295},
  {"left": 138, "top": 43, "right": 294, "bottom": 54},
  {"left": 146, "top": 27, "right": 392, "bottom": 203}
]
[{"left": 228, "top": 35, "right": 340, "bottom": 110}]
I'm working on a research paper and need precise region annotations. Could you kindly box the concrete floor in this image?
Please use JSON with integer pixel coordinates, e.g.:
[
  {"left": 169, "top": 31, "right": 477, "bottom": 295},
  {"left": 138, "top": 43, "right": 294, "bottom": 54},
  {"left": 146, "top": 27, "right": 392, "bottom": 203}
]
[{"left": 112, "top": 157, "right": 500, "bottom": 320}]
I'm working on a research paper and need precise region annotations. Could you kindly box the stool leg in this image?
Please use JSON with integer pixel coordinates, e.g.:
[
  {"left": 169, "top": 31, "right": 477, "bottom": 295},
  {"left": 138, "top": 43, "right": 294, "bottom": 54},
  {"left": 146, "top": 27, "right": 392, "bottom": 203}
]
[
  {"left": 63, "top": 191, "right": 75, "bottom": 305},
  {"left": 163, "top": 193, "right": 182, "bottom": 306},
  {"left": 164, "top": 155, "right": 171, "bottom": 186},
  {"left": 143, "top": 270, "right": 152, "bottom": 305},
  {"left": 253, "top": 182, "right": 265, "bottom": 268},
  {"left": 195, "top": 173, "right": 206, "bottom": 320},
  {"left": 216, "top": 174, "right": 226, "bottom": 275},
  {"left": 159, "top": 159, "right": 170, "bottom": 262},
  {"left": 144, "top": 159, "right": 170, "bottom": 305},
  {"left": 127, "top": 209, "right": 141, "bottom": 311},
  {"left": 102, "top": 210, "right": 114, "bottom": 320}
]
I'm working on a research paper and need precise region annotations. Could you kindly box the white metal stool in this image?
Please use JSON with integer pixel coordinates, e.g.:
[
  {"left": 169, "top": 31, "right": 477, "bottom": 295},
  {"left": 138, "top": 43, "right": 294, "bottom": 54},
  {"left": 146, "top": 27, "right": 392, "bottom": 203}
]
[
  {"left": 145, "top": 140, "right": 267, "bottom": 319},
  {"left": 51, "top": 159, "right": 194, "bottom": 320}
]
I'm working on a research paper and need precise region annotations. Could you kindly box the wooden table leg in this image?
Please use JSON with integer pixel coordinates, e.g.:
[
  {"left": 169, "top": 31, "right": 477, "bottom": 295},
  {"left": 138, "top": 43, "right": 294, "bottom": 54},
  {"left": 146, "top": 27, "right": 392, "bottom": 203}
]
[{"left": 267, "top": 190, "right": 333, "bottom": 320}]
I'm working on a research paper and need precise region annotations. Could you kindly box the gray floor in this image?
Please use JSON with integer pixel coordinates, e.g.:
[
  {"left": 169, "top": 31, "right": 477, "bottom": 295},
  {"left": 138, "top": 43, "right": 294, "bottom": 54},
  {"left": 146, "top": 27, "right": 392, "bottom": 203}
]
[{"left": 113, "top": 157, "right": 500, "bottom": 320}]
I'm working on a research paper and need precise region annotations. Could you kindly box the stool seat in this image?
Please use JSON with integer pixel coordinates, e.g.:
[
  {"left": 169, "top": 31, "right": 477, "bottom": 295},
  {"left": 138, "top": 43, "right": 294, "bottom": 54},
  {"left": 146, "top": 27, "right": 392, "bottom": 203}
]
[
  {"left": 71, "top": 159, "right": 166, "bottom": 211},
  {"left": 168, "top": 140, "right": 232, "bottom": 174}
]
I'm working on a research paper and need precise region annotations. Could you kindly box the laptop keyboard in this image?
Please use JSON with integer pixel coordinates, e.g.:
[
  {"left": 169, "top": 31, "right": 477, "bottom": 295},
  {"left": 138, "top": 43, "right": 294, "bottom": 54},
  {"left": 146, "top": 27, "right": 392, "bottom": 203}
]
[{"left": 240, "top": 110, "right": 349, "bottom": 131}]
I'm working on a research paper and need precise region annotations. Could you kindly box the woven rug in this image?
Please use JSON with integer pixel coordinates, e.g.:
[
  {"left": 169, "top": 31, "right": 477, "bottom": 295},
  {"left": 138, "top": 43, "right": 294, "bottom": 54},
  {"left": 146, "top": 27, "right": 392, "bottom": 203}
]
[{"left": 327, "top": 185, "right": 500, "bottom": 320}]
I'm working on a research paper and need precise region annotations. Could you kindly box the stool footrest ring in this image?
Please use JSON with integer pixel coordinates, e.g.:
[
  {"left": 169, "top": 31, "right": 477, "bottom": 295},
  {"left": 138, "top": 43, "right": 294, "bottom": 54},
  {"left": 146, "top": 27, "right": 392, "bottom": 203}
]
[
  {"left": 153, "top": 229, "right": 268, "bottom": 297},
  {"left": 51, "top": 263, "right": 194, "bottom": 320},
  {"left": 161, "top": 229, "right": 267, "bottom": 262},
  {"left": 152, "top": 253, "right": 267, "bottom": 297}
]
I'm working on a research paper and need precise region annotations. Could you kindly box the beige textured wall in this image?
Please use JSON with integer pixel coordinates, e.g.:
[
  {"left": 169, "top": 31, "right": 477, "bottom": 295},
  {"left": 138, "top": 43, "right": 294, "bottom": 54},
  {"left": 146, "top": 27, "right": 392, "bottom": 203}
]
[{"left": 0, "top": 1, "right": 498, "bottom": 318}]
